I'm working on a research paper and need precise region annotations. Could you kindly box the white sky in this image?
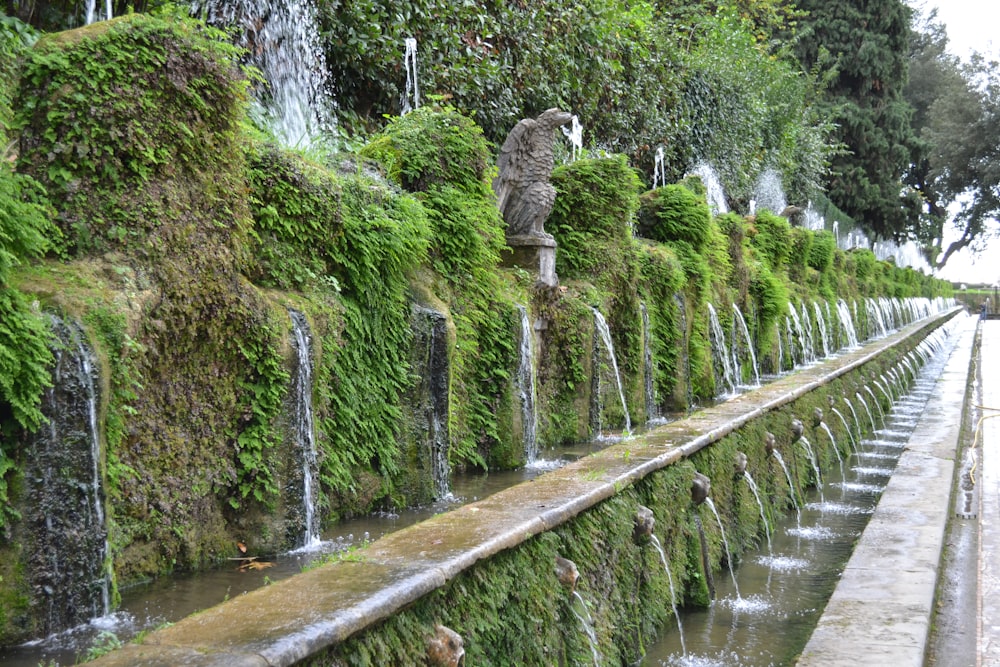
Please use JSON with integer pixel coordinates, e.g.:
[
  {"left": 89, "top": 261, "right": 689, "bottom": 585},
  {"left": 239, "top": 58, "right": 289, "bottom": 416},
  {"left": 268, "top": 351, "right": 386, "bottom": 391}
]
[{"left": 910, "top": 0, "right": 1000, "bottom": 286}]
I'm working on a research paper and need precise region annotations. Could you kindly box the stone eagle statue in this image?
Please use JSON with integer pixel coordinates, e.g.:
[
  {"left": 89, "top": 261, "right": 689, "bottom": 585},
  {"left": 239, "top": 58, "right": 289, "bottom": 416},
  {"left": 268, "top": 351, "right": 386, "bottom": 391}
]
[{"left": 493, "top": 108, "right": 573, "bottom": 240}]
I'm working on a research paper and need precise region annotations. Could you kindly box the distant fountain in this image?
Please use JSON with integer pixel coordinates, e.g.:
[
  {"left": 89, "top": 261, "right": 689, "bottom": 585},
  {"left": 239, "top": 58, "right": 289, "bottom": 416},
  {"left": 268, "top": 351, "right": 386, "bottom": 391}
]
[
  {"left": 731, "top": 303, "right": 760, "bottom": 387},
  {"left": 24, "top": 315, "right": 111, "bottom": 635},
  {"left": 516, "top": 305, "right": 540, "bottom": 462},
  {"left": 591, "top": 308, "right": 632, "bottom": 436},
  {"left": 801, "top": 200, "right": 825, "bottom": 231},
  {"left": 707, "top": 303, "right": 736, "bottom": 397},
  {"left": 689, "top": 162, "right": 729, "bottom": 215},
  {"left": 561, "top": 114, "right": 583, "bottom": 162},
  {"left": 200, "top": 0, "right": 329, "bottom": 147},
  {"left": 401, "top": 37, "right": 420, "bottom": 114},
  {"left": 704, "top": 498, "right": 741, "bottom": 599},
  {"left": 289, "top": 311, "right": 320, "bottom": 548},
  {"left": 411, "top": 306, "right": 451, "bottom": 499},
  {"left": 652, "top": 146, "right": 666, "bottom": 189},
  {"left": 752, "top": 168, "right": 787, "bottom": 214}
]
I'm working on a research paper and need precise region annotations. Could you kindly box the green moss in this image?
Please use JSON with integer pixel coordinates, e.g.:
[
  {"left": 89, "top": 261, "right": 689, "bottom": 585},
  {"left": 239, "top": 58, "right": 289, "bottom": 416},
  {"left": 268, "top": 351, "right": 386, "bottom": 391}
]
[{"left": 748, "top": 210, "right": 791, "bottom": 272}]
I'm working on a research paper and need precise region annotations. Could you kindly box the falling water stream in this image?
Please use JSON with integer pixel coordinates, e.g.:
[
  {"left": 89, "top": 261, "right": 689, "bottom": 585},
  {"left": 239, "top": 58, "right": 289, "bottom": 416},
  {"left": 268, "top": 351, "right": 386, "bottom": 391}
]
[
  {"left": 591, "top": 308, "right": 632, "bottom": 436},
  {"left": 289, "top": 310, "right": 320, "bottom": 548},
  {"left": 517, "top": 305, "right": 540, "bottom": 463}
]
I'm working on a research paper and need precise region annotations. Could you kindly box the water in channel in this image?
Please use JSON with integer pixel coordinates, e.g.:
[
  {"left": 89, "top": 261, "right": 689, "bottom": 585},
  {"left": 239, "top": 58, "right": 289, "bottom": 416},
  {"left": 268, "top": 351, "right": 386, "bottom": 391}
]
[{"left": 639, "top": 322, "right": 962, "bottom": 666}]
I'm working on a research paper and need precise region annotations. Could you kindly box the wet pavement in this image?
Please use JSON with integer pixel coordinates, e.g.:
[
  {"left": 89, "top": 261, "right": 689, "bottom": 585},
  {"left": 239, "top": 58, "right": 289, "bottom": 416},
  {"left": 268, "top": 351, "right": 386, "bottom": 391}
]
[
  {"left": 980, "top": 319, "right": 1000, "bottom": 666},
  {"left": 799, "top": 314, "right": 985, "bottom": 666}
]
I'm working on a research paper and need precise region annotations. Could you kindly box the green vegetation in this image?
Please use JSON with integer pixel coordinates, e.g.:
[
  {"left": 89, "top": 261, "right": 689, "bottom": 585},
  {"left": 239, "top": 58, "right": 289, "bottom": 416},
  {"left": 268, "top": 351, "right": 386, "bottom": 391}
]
[{"left": 0, "top": 4, "right": 956, "bottom": 648}]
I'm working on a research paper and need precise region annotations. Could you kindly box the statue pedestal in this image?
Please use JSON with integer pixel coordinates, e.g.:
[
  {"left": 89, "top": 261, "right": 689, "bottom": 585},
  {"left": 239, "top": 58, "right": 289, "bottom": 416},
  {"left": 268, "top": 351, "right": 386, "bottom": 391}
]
[{"left": 502, "top": 235, "right": 558, "bottom": 287}]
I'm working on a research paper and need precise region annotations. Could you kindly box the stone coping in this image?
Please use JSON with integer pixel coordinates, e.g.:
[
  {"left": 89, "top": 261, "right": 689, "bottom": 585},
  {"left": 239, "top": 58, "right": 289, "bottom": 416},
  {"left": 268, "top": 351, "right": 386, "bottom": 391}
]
[
  {"left": 89, "top": 309, "right": 961, "bottom": 666},
  {"left": 797, "top": 312, "right": 977, "bottom": 666}
]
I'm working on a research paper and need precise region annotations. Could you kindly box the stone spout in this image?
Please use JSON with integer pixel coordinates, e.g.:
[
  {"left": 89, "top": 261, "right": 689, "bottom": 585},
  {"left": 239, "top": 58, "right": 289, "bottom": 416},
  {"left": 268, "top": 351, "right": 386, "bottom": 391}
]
[
  {"left": 634, "top": 505, "right": 655, "bottom": 544},
  {"left": 691, "top": 472, "right": 711, "bottom": 505},
  {"left": 427, "top": 624, "right": 465, "bottom": 667},
  {"left": 791, "top": 418, "right": 804, "bottom": 441},
  {"left": 765, "top": 431, "right": 777, "bottom": 454},
  {"left": 812, "top": 407, "right": 824, "bottom": 426},
  {"left": 733, "top": 452, "right": 748, "bottom": 477},
  {"left": 555, "top": 556, "right": 579, "bottom": 591}
]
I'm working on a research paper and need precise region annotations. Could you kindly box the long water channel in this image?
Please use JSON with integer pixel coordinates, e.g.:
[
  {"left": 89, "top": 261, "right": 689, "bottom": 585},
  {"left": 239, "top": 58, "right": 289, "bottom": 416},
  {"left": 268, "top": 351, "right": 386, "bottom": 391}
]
[
  {"left": 639, "top": 315, "right": 970, "bottom": 666},
  {"left": 2, "top": 314, "right": 968, "bottom": 666}
]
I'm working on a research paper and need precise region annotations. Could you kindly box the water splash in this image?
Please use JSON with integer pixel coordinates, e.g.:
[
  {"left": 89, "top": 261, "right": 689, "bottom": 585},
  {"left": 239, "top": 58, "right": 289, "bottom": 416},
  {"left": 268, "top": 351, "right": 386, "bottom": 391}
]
[
  {"left": 650, "top": 535, "right": 687, "bottom": 656},
  {"left": 401, "top": 37, "right": 420, "bottom": 114},
  {"left": 689, "top": 162, "right": 729, "bottom": 215},
  {"left": 289, "top": 311, "right": 320, "bottom": 548},
  {"left": 516, "top": 306, "right": 540, "bottom": 463},
  {"left": 704, "top": 498, "right": 741, "bottom": 600},
  {"left": 752, "top": 168, "right": 787, "bottom": 214},
  {"left": 591, "top": 308, "right": 632, "bottom": 436}
]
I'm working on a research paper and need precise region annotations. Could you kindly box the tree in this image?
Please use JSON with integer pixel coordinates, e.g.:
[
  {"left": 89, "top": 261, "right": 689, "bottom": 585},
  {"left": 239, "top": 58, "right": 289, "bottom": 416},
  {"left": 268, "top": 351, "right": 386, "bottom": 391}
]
[
  {"left": 791, "top": 0, "right": 921, "bottom": 241},
  {"left": 923, "top": 53, "right": 1000, "bottom": 267}
]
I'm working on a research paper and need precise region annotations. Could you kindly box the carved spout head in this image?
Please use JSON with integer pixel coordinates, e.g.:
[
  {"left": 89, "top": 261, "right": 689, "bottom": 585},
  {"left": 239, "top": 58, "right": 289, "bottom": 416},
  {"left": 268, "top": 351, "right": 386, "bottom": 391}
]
[
  {"left": 634, "top": 505, "right": 655, "bottom": 545},
  {"left": 555, "top": 556, "right": 579, "bottom": 591},
  {"left": 812, "top": 407, "right": 824, "bottom": 426},
  {"left": 538, "top": 107, "right": 573, "bottom": 130},
  {"left": 791, "top": 418, "right": 804, "bottom": 441},
  {"left": 733, "top": 452, "right": 748, "bottom": 477},
  {"left": 765, "top": 431, "right": 777, "bottom": 454},
  {"left": 427, "top": 624, "right": 465, "bottom": 667},
  {"left": 828, "top": 395, "right": 836, "bottom": 408},
  {"left": 691, "top": 472, "right": 711, "bottom": 505}
]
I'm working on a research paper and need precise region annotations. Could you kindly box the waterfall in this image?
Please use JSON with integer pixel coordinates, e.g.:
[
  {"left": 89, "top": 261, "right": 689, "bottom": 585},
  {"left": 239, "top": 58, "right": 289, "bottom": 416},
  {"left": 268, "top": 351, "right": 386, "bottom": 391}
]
[
  {"left": 640, "top": 303, "right": 660, "bottom": 424},
  {"left": 707, "top": 303, "right": 736, "bottom": 397},
  {"left": 836, "top": 299, "right": 859, "bottom": 349},
  {"left": 813, "top": 302, "right": 831, "bottom": 358},
  {"left": 675, "top": 293, "right": 693, "bottom": 410},
  {"left": 731, "top": 303, "right": 760, "bottom": 386},
  {"left": 401, "top": 37, "right": 420, "bottom": 114},
  {"left": 787, "top": 303, "right": 813, "bottom": 365},
  {"left": 570, "top": 590, "right": 602, "bottom": 666},
  {"left": 800, "top": 302, "right": 817, "bottom": 361},
  {"left": 591, "top": 308, "right": 632, "bottom": 436},
  {"left": 289, "top": 311, "right": 320, "bottom": 548},
  {"left": 85, "top": 0, "right": 112, "bottom": 24},
  {"left": 411, "top": 306, "right": 451, "bottom": 499},
  {"left": 516, "top": 306, "right": 540, "bottom": 463},
  {"left": 199, "top": 0, "right": 329, "bottom": 147},
  {"left": 25, "top": 315, "right": 111, "bottom": 635}
]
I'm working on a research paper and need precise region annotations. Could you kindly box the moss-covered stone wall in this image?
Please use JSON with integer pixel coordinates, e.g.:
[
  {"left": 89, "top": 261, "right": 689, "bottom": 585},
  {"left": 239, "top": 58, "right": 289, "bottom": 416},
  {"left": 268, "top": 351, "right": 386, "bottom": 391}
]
[{"left": 0, "top": 12, "right": 953, "bottom": 646}]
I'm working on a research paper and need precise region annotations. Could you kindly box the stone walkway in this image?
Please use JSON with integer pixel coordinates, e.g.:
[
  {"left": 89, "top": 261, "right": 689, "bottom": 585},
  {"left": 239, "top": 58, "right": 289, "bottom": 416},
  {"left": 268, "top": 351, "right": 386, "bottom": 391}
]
[{"left": 798, "top": 314, "right": 979, "bottom": 666}]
